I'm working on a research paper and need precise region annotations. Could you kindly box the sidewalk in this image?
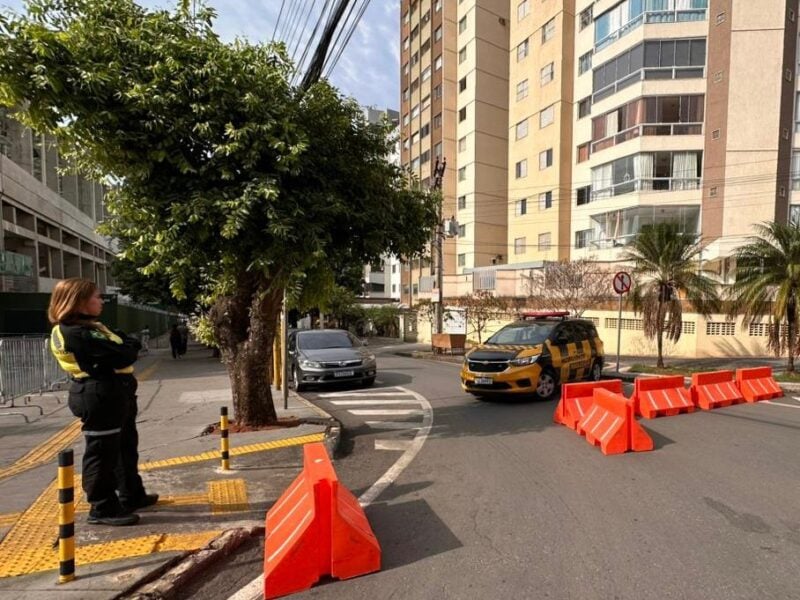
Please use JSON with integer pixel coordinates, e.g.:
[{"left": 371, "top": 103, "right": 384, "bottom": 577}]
[{"left": 0, "top": 341, "right": 337, "bottom": 599}]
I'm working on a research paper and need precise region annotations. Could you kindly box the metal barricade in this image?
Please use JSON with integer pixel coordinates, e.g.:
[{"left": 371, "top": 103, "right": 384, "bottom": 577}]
[{"left": 0, "top": 336, "right": 66, "bottom": 422}]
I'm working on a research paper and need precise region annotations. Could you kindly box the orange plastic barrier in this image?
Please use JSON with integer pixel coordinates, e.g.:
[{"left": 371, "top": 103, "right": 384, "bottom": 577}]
[
  {"left": 576, "top": 388, "right": 654, "bottom": 455},
  {"left": 736, "top": 367, "right": 782, "bottom": 403},
  {"left": 690, "top": 370, "right": 744, "bottom": 410},
  {"left": 554, "top": 379, "right": 624, "bottom": 431},
  {"left": 264, "top": 442, "right": 380, "bottom": 599},
  {"left": 633, "top": 375, "right": 694, "bottom": 419}
]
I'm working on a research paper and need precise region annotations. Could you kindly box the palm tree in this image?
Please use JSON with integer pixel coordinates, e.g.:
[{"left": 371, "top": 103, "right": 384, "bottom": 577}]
[
  {"left": 728, "top": 221, "right": 800, "bottom": 374},
  {"left": 623, "top": 222, "right": 720, "bottom": 368}
]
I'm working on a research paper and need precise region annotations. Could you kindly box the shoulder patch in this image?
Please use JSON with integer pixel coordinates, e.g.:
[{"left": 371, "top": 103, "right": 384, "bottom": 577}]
[{"left": 89, "top": 330, "right": 107, "bottom": 340}]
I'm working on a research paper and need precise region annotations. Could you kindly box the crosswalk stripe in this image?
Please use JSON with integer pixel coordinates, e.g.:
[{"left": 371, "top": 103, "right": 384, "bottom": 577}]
[
  {"left": 375, "top": 440, "right": 413, "bottom": 451},
  {"left": 329, "top": 399, "right": 421, "bottom": 406},
  {"left": 365, "top": 421, "right": 422, "bottom": 430},
  {"left": 318, "top": 391, "right": 411, "bottom": 398},
  {"left": 349, "top": 409, "right": 423, "bottom": 416}
]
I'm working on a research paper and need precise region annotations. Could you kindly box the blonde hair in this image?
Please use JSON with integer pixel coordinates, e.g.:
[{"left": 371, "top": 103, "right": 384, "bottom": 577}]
[{"left": 48, "top": 278, "right": 98, "bottom": 325}]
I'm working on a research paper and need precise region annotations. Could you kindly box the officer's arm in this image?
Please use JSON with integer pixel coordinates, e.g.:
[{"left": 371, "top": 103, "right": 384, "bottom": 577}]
[{"left": 61, "top": 326, "right": 139, "bottom": 377}]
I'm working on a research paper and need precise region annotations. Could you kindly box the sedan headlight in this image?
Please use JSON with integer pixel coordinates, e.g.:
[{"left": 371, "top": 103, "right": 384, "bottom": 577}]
[
  {"left": 300, "top": 359, "right": 323, "bottom": 368},
  {"left": 510, "top": 355, "right": 539, "bottom": 367},
  {"left": 365, "top": 354, "right": 376, "bottom": 363}
]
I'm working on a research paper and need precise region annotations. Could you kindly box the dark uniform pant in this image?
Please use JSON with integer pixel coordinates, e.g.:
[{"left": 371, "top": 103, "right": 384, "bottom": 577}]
[{"left": 69, "top": 375, "right": 146, "bottom": 516}]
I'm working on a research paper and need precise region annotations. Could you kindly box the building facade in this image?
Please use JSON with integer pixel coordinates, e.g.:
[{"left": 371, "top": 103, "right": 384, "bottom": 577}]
[
  {"left": 399, "top": 0, "right": 800, "bottom": 355},
  {"left": 0, "top": 108, "right": 114, "bottom": 294}
]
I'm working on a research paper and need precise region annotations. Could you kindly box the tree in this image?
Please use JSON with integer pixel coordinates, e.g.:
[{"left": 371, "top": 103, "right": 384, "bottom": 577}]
[
  {"left": 453, "top": 291, "right": 509, "bottom": 344},
  {"left": 0, "top": 0, "right": 438, "bottom": 425},
  {"left": 524, "top": 258, "right": 612, "bottom": 316},
  {"left": 727, "top": 221, "right": 800, "bottom": 373},
  {"left": 623, "top": 222, "right": 720, "bottom": 368}
]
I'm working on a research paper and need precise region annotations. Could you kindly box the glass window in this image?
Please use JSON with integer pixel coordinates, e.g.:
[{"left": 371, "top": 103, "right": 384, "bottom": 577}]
[
  {"left": 458, "top": 167, "right": 466, "bottom": 181},
  {"left": 515, "top": 198, "right": 527, "bottom": 216},
  {"left": 458, "top": 136, "right": 467, "bottom": 152},
  {"left": 580, "top": 6, "right": 593, "bottom": 30},
  {"left": 541, "top": 62, "right": 555, "bottom": 85},
  {"left": 298, "top": 331, "right": 356, "bottom": 350},
  {"left": 517, "top": 79, "right": 529, "bottom": 101},
  {"left": 459, "top": 47, "right": 467, "bottom": 63},
  {"left": 540, "top": 105, "right": 555, "bottom": 128},
  {"left": 517, "top": 38, "right": 530, "bottom": 61},
  {"left": 434, "top": 55, "right": 443, "bottom": 70},
  {"left": 518, "top": 0, "right": 530, "bottom": 21},
  {"left": 539, "top": 149, "right": 553, "bottom": 170},
  {"left": 459, "top": 107, "right": 467, "bottom": 122},
  {"left": 578, "top": 97, "right": 592, "bottom": 119},
  {"left": 458, "top": 195, "right": 467, "bottom": 209},
  {"left": 579, "top": 51, "right": 593, "bottom": 75},
  {"left": 458, "top": 253, "right": 466, "bottom": 267},
  {"left": 516, "top": 119, "right": 529, "bottom": 139},
  {"left": 576, "top": 186, "right": 591, "bottom": 206},
  {"left": 459, "top": 76, "right": 467, "bottom": 92},
  {"left": 459, "top": 17, "right": 467, "bottom": 33},
  {"left": 539, "top": 191, "right": 553, "bottom": 210},
  {"left": 434, "top": 26, "right": 442, "bottom": 41},
  {"left": 538, "top": 232, "right": 552, "bottom": 251},
  {"left": 487, "top": 322, "right": 556, "bottom": 346},
  {"left": 542, "top": 18, "right": 555, "bottom": 43},
  {"left": 514, "top": 237, "right": 527, "bottom": 254},
  {"left": 515, "top": 159, "right": 528, "bottom": 178}
]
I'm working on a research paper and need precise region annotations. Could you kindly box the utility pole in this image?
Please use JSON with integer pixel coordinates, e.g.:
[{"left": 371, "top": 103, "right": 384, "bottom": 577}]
[{"left": 432, "top": 158, "right": 447, "bottom": 334}]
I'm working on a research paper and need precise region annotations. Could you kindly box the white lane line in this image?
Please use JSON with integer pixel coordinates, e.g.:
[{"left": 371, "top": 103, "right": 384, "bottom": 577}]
[
  {"left": 318, "top": 391, "right": 412, "bottom": 398},
  {"left": 358, "top": 386, "right": 433, "bottom": 506},
  {"left": 349, "top": 409, "right": 423, "bottom": 416},
  {"left": 227, "top": 386, "right": 433, "bottom": 600},
  {"left": 365, "top": 421, "right": 422, "bottom": 430},
  {"left": 329, "top": 399, "right": 421, "bottom": 406},
  {"left": 763, "top": 400, "right": 800, "bottom": 409},
  {"left": 374, "top": 439, "right": 413, "bottom": 451}
]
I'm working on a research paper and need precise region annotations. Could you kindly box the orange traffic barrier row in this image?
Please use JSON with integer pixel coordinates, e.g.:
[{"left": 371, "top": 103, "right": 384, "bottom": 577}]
[
  {"left": 555, "top": 379, "right": 623, "bottom": 432},
  {"left": 264, "top": 442, "right": 380, "bottom": 599},
  {"left": 736, "top": 367, "right": 782, "bottom": 403},
  {"left": 690, "top": 370, "right": 744, "bottom": 410},
  {"left": 576, "top": 388, "right": 654, "bottom": 456},
  {"left": 632, "top": 375, "right": 694, "bottom": 419}
]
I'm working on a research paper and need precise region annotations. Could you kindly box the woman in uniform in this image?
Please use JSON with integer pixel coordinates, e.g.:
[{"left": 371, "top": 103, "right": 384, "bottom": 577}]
[{"left": 49, "top": 278, "right": 158, "bottom": 526}]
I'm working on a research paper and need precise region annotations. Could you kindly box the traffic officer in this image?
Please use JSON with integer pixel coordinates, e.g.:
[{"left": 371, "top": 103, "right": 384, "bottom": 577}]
[{"left": 48, "top": 278, "right": 158, "bottom": 526}]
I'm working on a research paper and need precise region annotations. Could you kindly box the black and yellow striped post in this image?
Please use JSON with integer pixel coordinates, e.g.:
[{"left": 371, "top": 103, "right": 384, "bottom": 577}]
[
  {"left": 57, "top": 449, "right": 75, "bottom": 583},
  {"left": 220, "top": 406, "right": 230, "bottom": 470}
]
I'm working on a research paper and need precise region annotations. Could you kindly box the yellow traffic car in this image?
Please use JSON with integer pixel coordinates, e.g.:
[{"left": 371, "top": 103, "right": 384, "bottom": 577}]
[{"left": 460, "top": 311, "right": 604, "bottom": 400}]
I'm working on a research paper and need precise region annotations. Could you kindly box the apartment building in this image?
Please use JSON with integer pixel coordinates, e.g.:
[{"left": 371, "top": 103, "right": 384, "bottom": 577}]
[{"left": 0, "top": 108, "right": 113, "bottom": 294}]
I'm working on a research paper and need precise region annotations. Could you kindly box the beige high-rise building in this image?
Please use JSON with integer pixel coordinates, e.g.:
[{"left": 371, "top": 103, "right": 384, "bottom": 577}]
[{"left": 401, "top": 0, "right": 800, "bottom": 310}]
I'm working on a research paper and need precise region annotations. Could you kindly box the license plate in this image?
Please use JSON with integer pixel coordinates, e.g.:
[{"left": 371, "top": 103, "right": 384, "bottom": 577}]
[
  {"left": 335, "top": 370, "right": 355, "bottom": 378},
  {"left": 475, "top": 377, "right": 493, "bottom": 385}
]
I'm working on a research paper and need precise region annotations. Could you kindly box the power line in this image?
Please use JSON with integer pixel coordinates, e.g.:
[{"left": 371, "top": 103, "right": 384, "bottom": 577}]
[
  {"left": 271, "top": 0, "right": 287, "bottom": 43},
  {"left": 323, "top": 0, "right": 372, "bottom": 78},
  {"left": 300, "top": 0, "right": 352, "bottom": 89},
  {"left": 289, "top": 0, "right": 317, "bottom": 61},
  {"left": 285, "top": 0, "right": 313, "bottom": 57},
  {"left": 293, "top": 0, "right": 334, "bottom": 85},
  {"left": 276, "top": 0, "right": 301, "bottom": 43}
]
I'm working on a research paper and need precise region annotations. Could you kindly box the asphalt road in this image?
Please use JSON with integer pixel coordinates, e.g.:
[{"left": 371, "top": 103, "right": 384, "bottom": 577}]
[{"left": 188, "top": 348, "right": 800, "bottom": 600}]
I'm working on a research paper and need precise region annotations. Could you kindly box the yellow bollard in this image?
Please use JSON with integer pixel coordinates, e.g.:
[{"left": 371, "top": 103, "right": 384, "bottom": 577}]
[
  {"left": 57, "top": 449, "right": 75, "bottom": 583},
  {"left": 220, "top": 407, "right": 230, "bottom": 471}
]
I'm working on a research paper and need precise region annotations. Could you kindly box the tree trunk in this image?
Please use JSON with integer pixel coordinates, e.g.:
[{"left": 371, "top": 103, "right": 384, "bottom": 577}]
[
  {"left": 656, "top": 300, "right": 665, "bottom": 369},
  {"left": 788, "top": 296, "right": 796, "bottom": 374},
  {"left": 210, "top": 275, "right": 283, "bottom": 426}
]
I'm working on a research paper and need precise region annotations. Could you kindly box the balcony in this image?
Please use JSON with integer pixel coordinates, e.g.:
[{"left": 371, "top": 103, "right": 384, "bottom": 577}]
[
  {"left": 595, "top": 1, "right": 709, "bottom": 52},
  {"left": 588, "top": 205, "right": 700, "bottom": 249},
  {"left": 591, "top": 150, "right": 702, "bottom": 202},
  {"left": 592, "top": 122, "right": 702, "bottom": 153}
]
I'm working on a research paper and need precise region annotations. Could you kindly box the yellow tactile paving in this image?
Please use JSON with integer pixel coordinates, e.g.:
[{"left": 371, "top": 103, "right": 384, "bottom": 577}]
[
  {"left": 139, "top": 432, "right": 325, "bottom": 471},
  {"left": 208, "top": 479, "right": 250, "bottom": 514},
  {"left": 0, "top": 420, "right": 82, "bottom": 483}
]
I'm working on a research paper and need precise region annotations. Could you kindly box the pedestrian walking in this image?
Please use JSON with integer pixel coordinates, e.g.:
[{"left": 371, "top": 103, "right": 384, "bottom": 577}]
[
  {"left": 140, "top": 325, "right": 150, "bottom": 354},
  {"left": 169, "top": 324, "right": 182, "bottom": 359},
  {"left": 177, "top": 321, "right": 189, "bottom": 356},
  {"left": 48, "top": 278, "right": 158, "bottom": 526}
]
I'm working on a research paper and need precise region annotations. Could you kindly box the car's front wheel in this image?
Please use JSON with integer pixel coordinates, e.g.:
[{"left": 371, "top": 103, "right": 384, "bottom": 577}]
[
  {"left": 292, "top": 365, "right": 306, "bottom": 392},
  {"left": 535, "top": 368, "right": 558, "bottom": 401},
  {"left": 588, "top": 360, "right": 602, "bottom": 382}
]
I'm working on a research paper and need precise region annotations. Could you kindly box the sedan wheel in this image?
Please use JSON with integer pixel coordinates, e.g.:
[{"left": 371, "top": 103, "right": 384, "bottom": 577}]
[
  {"left": 535, "top": 369, "right": 557, "bottom": 401},
  {"left": 293, "top": 365, "right": 306, "bottom": 392}
]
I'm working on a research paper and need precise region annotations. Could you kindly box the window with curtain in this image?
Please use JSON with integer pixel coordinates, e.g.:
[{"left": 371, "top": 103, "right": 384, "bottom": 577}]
[{"left": 672, "top": 151, "right": 699, "bottom": 190}]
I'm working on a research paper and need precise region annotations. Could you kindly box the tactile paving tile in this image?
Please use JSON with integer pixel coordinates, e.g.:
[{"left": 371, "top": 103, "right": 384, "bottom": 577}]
[
  {"left": 208, "top": 479, "right": 250, "bottom": 514},
  {"left": 0, "top": 420, "right": 82, "bottom": 483}
]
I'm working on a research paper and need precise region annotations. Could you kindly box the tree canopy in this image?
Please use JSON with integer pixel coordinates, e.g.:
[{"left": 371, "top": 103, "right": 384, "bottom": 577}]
[{"left": 0, "top": 0, "right": 438, "bottom": 423}]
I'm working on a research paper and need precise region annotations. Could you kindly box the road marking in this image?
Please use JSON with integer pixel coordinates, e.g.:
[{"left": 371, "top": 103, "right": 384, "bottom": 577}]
[
  {"left": 374, "top": 439, "right": 413, "bottom": 451},
  {"left": 364, "top": 421, "right": 422, "bottom": 430},
  {"left": 329, "top": 399, "right": 420, "bottom": 406},
  {"left": 208, "top": 479, "right": 250, "bottom": 514},
  {"left": 318, "top": 391, "right": 414, "bottom": 398},
  {"left": 348, "top": 409, "right": 423, "bottom": 416},
  {"left": 227, "top": 385, "right": 434, "bottom": 600},
  {"left": 763, "top": 400, "right": 800, "bottom": 410}
]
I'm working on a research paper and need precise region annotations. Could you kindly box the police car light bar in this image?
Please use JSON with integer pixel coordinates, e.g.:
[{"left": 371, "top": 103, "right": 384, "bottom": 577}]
[{"left": 520, "top": 311, "right": 571, "bottom": 319}]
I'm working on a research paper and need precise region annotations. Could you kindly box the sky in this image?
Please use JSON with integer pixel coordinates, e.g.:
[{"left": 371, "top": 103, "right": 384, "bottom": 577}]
[{"left": 0, "top": 0, "right": 401, "bottom": 111}]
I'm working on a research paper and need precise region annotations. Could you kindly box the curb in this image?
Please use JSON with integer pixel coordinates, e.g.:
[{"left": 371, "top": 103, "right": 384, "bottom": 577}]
[
  {"left": 117, "top": 524, "right": 263, "bottom": 600},
  {"left": 291, "top": 390, "right": 342, "bottom": 458}
]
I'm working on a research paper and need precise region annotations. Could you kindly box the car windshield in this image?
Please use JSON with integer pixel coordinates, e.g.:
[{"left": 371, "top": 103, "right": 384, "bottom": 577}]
[
  {"left": 486, "top": 322, "right": 556, "bottom": 345},
  {"left": 298, "top": 332, "right": 355, "bottom": 350}
]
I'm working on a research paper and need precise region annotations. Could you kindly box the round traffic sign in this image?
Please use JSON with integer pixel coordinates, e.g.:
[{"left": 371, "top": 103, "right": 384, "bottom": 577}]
[{"left": 613, "top": 271, "right": 632, "bottom": 295}]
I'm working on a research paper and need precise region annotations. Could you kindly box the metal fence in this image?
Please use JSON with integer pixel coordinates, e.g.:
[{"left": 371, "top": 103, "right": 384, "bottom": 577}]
[{"left": 0, "top": 336, "right": 66, "bottom": 422}]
